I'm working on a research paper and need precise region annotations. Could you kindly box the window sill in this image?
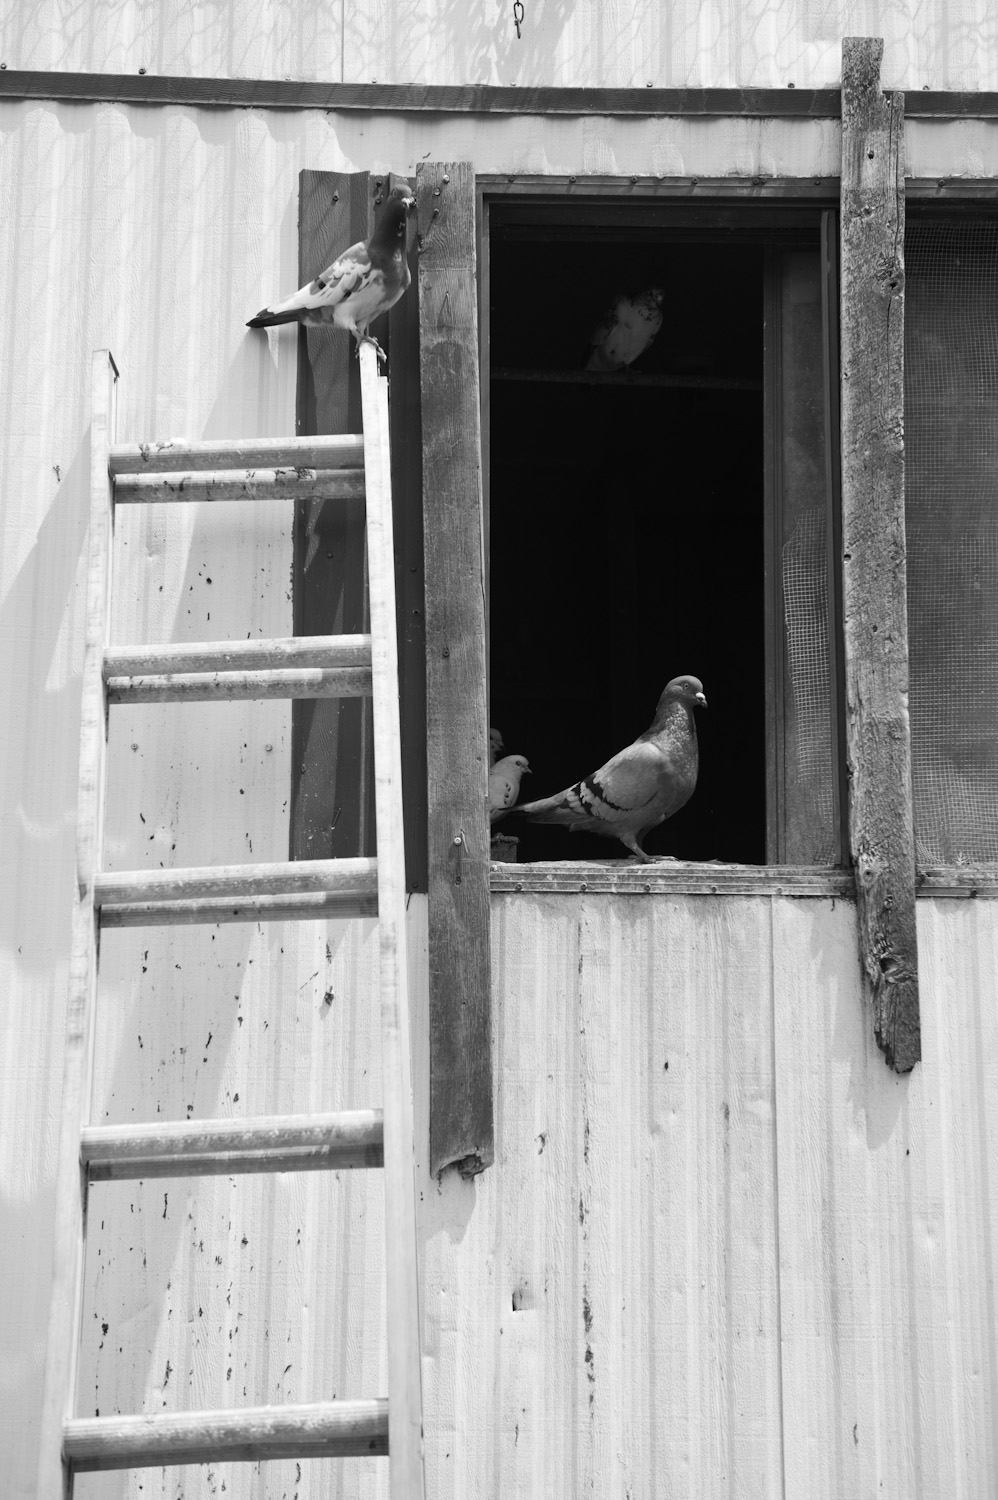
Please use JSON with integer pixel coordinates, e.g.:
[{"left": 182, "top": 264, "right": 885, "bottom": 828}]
[
  {"left": 490, "top": 861, "right": 853, "bottom": 897},
  {"left": 490, "top": 862, "right": 998, "bottom": 898},
  {"left": 918, "top": 867, "right": 998, "bottom": 898}
]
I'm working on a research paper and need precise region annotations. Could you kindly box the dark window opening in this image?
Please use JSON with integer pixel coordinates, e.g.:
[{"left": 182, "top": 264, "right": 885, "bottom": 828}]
[{"left": 486, "top": 201, "right": 842, "bottom": 866}]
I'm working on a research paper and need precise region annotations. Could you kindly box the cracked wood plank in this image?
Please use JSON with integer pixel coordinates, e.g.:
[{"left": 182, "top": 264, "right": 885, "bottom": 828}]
[{"left": 839, "top": 37, "right": 920, "bottom": 1071}]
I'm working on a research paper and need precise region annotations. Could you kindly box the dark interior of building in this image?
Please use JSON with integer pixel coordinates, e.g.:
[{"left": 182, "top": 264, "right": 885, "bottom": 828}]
[{"left": 488, "top": 221, "right": 768, "bottom": 864}]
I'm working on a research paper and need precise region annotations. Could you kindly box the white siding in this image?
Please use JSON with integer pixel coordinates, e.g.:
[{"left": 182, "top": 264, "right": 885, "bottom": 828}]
[
  {"left": 64, "top": 894, "right": 998, "bottom": 1500},
  {"left": 1, "top": 0, "right": 997, "bottom": 90},
  {"left": 2, "top": 90, "right": 998, "bottom": 1499}
]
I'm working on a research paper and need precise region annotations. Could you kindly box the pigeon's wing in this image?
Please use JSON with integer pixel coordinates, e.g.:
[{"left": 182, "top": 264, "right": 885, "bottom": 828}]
[
  {"left": 584, "top": 297, "right": 625, "bottom": 370},
  {"left": 261, "top": 240, "right": 374, "bottom": 319},
  {"left": 602, "top": 295, "right": 663, "bottom": 367},
  {"left": 578, "top": 740, "right": 665, "bottom": 823},
  {"left": 518, "top": 741, "right": 664, "bottom": 829}
]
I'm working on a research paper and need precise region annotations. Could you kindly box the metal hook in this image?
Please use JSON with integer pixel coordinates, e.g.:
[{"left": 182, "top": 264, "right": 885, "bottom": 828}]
[{"left": 513, "top": 0, "right": 524, "bottom": 39}]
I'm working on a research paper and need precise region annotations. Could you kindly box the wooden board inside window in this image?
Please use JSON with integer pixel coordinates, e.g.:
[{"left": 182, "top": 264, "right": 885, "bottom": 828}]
[{"left": 291, "top": 169, "right": 426, "bottom": 889}]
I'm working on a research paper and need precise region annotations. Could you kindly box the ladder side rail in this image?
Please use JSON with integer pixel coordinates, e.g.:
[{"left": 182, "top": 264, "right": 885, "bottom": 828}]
[
  {"left": 37, "top": 350, "right": 118, "bottom": 1500},
  {"left": 359, "top": 340, "right": 426, "bottom": 1500}
]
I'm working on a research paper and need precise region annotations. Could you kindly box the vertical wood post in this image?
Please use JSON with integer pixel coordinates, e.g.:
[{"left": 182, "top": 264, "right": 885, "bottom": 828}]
[
  {"left": 417, "top": 161, "right": 494, "bottom": 1176},
  {"left": 840, "top": 37, "right": 920, "bottom": 1071}
]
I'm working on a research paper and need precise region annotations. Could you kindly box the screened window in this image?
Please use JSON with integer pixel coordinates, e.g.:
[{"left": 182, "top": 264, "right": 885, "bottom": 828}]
[{"left": 905, "top": 214, "right": 998, "bottom": 866}]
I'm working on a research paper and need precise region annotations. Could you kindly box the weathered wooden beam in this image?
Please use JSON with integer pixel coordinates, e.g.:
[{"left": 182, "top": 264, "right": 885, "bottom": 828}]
[
  {"left": 839, "top": 37, "right": 920, "bottom": 1072},
  {"left": 418, "top": 161, "right": 494, "bottom": 1178}
]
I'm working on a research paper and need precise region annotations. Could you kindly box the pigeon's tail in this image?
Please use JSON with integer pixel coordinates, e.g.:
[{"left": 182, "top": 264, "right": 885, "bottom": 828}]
[
  {"left": 511, "top": 791, "right": 583, "bottom": 827},
  {"left": 584, "top": 347, "right": 619, "bottom": 373},
  {"left": 247, "top": 307, "right": 301, "bottom": 329}
]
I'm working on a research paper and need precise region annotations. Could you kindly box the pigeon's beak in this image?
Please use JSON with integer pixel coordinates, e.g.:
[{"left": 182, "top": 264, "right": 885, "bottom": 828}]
[
  {"left": 403, "top": 195, "right": 416, "bottom": 213},
  {"left": 695, "top": 692, "right": 708, "bottom": 709}
]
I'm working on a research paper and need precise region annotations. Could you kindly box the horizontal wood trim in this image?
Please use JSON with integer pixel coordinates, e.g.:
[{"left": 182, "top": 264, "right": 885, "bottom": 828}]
[
  {"left": 491, "top": 862, "right": 855, "bottom": 897},
  {"left": 65, "top": 1400, "right": 388, "bottom": 1470},
  {"left": 6, "top": 72, "right": 998, "bottom": 120},
  {"left": 7, "top": 72, "right": 998, "bottom": 120},
  {"left": 0, "top": 72, "right": 840, "bottom": 115},
  {"left": 492, "top": 366, "right": 762, "bottom": 391},
  {"left": 918, "top": 868, "right": 998, "bottom": 897},
  {"left": 483, "top": 176, "right": 840, "bottom": 198}
]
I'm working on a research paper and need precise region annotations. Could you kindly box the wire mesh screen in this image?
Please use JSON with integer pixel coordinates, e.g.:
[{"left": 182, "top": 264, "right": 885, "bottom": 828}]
[
  {"left": 777, "top": 248, "right": 838, "bottom": 864},
  {"left": 905, "top": 219, "right": 998, "bottom": 864}
]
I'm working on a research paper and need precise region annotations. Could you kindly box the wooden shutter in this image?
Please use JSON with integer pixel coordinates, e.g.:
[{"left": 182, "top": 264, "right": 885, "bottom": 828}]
[
  {"left": 292, "top": 169, "right": 426, "bottom": 889},
  {"left": 417, "top": 162, "right": 494, "bottom": 1177},
  {"left": 839, "top": 38, "right": 920, "bottom": 1071}
]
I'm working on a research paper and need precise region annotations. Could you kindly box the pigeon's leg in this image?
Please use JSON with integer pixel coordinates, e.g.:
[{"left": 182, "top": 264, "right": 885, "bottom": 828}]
[
  {"left": 618, "top": 833, "right": 654, "bottom": 863},
  {"left": 358, "top": 333, "right": 387, "bottom": 366}
]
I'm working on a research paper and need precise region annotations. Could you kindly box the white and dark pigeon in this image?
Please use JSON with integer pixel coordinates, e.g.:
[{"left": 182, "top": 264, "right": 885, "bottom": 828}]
[
  {"left": 585, "top": 287, "right": 665, "bottom": 372},
  {"left": 247, "top": 182, "right": 416, "bottom": 360},
  {"left": 511, "top": 676, "right": 706, "bottom": 861},
  {"left": 489, "top": 754, "right": 531, "bottom": 824}
]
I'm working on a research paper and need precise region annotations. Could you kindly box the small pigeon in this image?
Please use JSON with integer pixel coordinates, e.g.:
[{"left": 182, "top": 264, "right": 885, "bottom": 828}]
[
  {"left": 511, "top": 676, "right": 706, "bottom": 861},
  {"left": 585, "top": 288, "right": 665, "bottom": 372},
  {"left": 489, "top": 727, "right": 505, "bottom": 766},
  {"left": 489, "top": 754, "right": 531, "bottom": 824},
  {"left": 247, "top": 182, "right": 416, "bottom": 360}
]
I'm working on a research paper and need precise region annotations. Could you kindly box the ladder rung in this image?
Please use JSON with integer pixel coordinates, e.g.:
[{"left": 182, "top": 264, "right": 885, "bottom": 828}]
[
  {"left": 109, "top": 435, "right": 365, "bottom": 475},
  {"left": 99, "top": 891, "right": 378, "bottom": 927},
  {"left": 94, "top": 858, "right": 377, "bottom": 908},
  {"left": 104, "top": 634, "right": 372, "bottom": 677},
  {"left": 64, "top": 1398, "right": 389, "bottom": 1471},
  {"left": 82, "top": 1109, "right": 384, "bottom": 1180},
  {"left": 114, "top": 467, "right": 365, "bottom": 505},
  {"left": 107, "top": 667, "right": 371, "bottom": 703}
]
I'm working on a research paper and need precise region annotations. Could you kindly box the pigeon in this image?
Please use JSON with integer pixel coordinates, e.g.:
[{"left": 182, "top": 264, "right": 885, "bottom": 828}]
[
  {"left": 511, "top": 676, "right": 706, "bottom": 861},
  {"left": 489, "top": 754, "right": 531, "bottom": 824},
  {"left": 247, "top": 182, "right": 416, "bottom": 360},
  {"left": 585, "top": 288, "right": 664, "bottom": 372},
  {"left": 489, "top": 728, "right": 505, "bottom": 766}
]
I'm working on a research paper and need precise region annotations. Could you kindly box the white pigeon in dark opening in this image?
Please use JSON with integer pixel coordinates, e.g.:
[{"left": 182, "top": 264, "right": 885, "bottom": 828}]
[
  {"left": 585, "top": 287, "right": 665, "bottom": 372},
  {"left": 511, "top": 676, "right": 706, "bottom": 861},
  {"left": 489, "top": 754, "right": 531, "bottom": 824},
  {"left": 247, "top": 182, "right": 416, "bottom": 361}
]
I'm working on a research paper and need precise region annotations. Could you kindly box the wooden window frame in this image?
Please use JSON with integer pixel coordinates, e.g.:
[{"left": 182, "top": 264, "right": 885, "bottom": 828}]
[{"left": 293, "top": 57, "right": 998, "bottom": 1175}]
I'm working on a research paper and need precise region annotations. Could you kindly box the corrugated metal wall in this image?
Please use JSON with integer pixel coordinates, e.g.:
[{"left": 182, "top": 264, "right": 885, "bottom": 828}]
[
  {"left": 1, "top": 0, "right": 996, "bottom": 89},
  {"left": 2, "top": 61, "right": 998, "bottom": 1499}
]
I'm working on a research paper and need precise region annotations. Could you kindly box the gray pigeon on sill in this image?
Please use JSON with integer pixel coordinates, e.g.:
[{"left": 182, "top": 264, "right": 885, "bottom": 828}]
[
  {"left": 247, "top": 182, "right": 416, "bottom": 362},
  {"left": 510, "top": 676, "right": 706, "bottom": 861},
  {"left": 489, "top": 754, "right": 531, "bottom": 824},
  {"left": 585, "top": 288, "right": 665, "bottom": 372}
]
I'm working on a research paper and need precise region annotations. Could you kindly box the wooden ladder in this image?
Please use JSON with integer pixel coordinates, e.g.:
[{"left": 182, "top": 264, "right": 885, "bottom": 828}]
[{"left": 37, "top": 344, "right": 425, "bottom": 1499}]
